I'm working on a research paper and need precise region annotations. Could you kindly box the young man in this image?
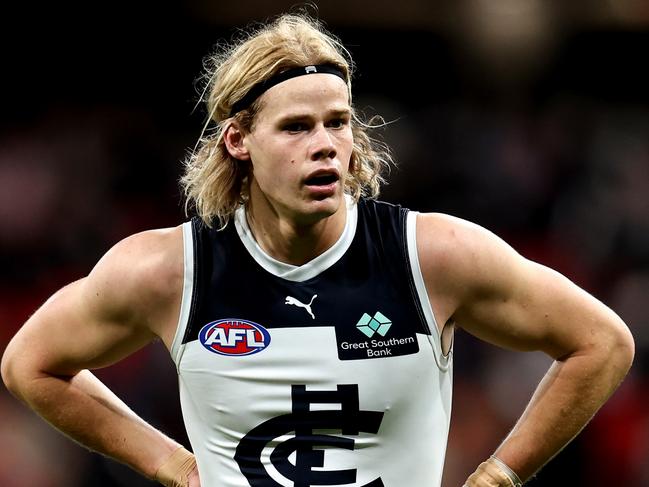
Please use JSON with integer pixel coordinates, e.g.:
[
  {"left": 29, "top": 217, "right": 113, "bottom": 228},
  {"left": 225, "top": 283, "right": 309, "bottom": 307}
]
[{"left": 1, "top": 13, "right": 634, "bottom": 487}]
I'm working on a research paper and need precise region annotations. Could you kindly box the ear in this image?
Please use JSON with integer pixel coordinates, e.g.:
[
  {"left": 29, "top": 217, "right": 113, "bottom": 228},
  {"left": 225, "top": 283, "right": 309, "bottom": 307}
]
[{"left": 223, "top": 122, "right": 251, "bottom": 160}]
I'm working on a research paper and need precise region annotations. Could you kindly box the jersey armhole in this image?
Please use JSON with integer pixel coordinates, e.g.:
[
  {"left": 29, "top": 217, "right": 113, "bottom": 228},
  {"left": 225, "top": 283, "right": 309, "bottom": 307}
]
[
  {"left": 406, "top": 211, "right": 452, "bottom": 371},
  {"left": 170, "top": 221, "right": 195, "bottom": 367}
]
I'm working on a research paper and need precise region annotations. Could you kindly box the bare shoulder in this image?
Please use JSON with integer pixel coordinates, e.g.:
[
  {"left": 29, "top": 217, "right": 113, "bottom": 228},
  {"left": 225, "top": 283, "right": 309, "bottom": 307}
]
[
  {"left": 93, "top": 225, "right": 184, "bottom": 293},
  {"left": 415, "top": 212, "right": 518, "bottom": 286},
  {"left": 85, "top": 225, "right": 185, "bottom": 342},
  {"left": 414, "top": 212, "right": 526, "bottom": 327},
  {"left": 415, "top": 212, "right": 487, "bottom": 261}
]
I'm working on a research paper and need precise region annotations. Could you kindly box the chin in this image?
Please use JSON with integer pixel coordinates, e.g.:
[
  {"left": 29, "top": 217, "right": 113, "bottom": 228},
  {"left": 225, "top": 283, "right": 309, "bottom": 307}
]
[{"left": 298, "top": 193, "right": 344, "bottom": 223}]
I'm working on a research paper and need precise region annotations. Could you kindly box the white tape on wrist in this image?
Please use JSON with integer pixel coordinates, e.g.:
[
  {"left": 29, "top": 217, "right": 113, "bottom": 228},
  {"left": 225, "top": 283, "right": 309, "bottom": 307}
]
[
  {"left": 490, "top": 455, "right": 523, "bottom": 487},
  {"left": 154, "top": 447, "right": 196, "bottom": 487}
]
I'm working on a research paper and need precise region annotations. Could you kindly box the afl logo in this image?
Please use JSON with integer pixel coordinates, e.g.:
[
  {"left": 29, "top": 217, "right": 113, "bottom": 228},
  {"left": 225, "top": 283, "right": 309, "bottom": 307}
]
[{"left": 199, "top": 319, "right": 271, "bottom": 356}]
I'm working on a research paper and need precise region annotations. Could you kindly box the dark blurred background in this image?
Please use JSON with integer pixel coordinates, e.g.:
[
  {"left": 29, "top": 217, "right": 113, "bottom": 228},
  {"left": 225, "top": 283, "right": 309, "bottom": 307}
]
[{"left": 1, "top": 1, "right": 648, "bottom": 485}]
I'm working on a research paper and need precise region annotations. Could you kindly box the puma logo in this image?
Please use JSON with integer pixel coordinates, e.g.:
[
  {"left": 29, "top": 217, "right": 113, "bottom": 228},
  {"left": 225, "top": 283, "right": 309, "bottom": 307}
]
[{"left": 285, "top": 294, "right": 318, "bottom": 320}]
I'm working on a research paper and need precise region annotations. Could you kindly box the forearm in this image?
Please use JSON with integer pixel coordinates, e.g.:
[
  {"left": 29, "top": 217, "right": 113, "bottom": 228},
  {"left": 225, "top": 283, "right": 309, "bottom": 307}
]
[
  {"left": 13, "top": 368, "right": 181, "bottom": 479},
  {"left": 493, "top": 345, "right": 632, "bottom": 482}
]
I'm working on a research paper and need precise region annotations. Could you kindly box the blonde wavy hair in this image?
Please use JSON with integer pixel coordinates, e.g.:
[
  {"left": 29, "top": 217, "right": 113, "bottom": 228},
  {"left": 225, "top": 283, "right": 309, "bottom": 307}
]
[{"left": 181, "top": 13, "right": 393, "bottom": 226}]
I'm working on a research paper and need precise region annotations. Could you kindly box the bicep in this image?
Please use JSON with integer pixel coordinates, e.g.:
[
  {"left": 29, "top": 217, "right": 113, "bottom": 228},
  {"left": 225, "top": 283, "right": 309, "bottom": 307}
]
[
  {"left": 429, "top": 219, "right": 624, "bottom": 359},
  {"left": 10, "top": 276, "right": 156, "bottom": 378},
  {"left": 455, "top": 257, "right": 611, "bottom": 358}
]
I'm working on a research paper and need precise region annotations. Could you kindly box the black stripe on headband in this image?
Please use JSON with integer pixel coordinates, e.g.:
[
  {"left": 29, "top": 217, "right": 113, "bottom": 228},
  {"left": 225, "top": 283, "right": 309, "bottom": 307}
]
[{"left": 229, "top": 64, "right": 347, "bottom": 117}]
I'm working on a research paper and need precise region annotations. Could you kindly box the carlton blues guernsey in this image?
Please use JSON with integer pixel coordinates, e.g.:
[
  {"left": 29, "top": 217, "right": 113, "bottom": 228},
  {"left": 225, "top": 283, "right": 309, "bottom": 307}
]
[{"left": 170, "top": 197, "right": 453, "bottom": 487}]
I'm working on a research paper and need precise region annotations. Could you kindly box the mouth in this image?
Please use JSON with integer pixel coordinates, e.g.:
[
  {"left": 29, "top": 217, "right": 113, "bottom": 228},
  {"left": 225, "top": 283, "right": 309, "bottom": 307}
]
[{"left": 304, "top": 169, "right": 340, "bottom": 187}]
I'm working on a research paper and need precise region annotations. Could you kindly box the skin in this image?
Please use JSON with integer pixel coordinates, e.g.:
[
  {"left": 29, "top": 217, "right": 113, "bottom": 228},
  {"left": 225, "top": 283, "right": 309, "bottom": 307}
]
[
  {"left": 0, "top": 70, "right": 635, "bottom": 487},
  {"left": 225, "top": 73, "right": 354, "bottom": 265}
]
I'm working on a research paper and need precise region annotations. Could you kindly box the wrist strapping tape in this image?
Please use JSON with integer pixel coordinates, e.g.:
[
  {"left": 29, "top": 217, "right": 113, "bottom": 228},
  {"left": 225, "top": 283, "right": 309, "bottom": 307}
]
[
  {"left": 465, "top": 456, "right": 523, "bottom": 487},
  {"left": 154, "top": 447, "right": 196, "bottom": 487},
  {"left": 490, "top": 456, "right": 523, "bottom": 487}
]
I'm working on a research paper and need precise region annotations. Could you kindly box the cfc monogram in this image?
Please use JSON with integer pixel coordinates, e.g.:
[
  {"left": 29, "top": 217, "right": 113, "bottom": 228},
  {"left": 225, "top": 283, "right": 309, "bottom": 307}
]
[{"left": 235, "top": 384, "right": 385, "bottom": 487}]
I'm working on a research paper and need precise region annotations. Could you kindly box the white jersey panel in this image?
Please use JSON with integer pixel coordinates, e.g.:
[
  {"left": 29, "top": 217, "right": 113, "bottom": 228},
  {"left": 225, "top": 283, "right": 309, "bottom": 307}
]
[{"left": 177, "top": 327, "right": 451, "bottom": 487}]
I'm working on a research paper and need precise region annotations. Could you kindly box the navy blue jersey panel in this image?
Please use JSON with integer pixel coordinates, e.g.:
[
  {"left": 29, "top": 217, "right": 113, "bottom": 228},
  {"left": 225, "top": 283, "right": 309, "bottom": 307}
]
[{"left": 182, "top": 199, "right": 431, "bottom": 346}]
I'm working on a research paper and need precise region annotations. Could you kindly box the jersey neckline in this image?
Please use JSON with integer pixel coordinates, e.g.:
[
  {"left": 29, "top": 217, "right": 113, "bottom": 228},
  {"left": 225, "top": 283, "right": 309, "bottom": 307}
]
[{"left": 233, "top": 195, "right": 358, "bottom": 282}]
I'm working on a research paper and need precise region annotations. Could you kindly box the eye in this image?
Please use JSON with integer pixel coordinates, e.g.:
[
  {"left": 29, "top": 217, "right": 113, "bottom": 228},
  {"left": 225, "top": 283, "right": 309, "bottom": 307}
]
[
  {"left": 327, "top": 117, "right": 349, "bottom": 129},
  {"left": 283, "top": 122, "right": 308, "bottom": 132}
]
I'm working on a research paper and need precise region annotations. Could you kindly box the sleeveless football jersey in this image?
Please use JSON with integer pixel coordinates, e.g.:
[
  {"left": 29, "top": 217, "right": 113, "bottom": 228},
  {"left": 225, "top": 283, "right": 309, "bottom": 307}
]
[{"left": 170, "top": 197, "right": 453, "bottom": 487}]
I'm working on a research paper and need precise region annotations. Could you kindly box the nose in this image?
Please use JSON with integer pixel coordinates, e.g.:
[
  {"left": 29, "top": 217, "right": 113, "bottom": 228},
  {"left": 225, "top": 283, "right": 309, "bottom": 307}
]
[{"left": 310, "top": 125, "right": 336, "bottom": 161}]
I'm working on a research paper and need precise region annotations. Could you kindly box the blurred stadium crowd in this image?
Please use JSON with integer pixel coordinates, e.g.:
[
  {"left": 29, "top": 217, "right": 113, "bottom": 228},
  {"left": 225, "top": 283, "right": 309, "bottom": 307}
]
[{"left": 1, "top": 1, "right": 648, "bottom": 486}]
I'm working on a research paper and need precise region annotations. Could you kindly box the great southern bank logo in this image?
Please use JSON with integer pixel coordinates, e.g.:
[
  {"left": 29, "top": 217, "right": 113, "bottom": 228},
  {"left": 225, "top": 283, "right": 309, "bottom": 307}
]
[
  {"left": 199, "top": 319, "right": 270, "bottom": 356},
  {"left": 356, "top": 311, "right": 392, "bottom": 338},
  {"left": 337, "top": 311, "right": 418, "bottom": 360}
]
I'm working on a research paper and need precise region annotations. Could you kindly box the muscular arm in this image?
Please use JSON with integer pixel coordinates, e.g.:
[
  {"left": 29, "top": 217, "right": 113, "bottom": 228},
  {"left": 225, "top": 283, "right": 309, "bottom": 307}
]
[
  {"left": 417, "top": 213, "right": 634, "bottom": 483},
  {"left": 1, "top": 227, "right": 189, "bottom": 481}
]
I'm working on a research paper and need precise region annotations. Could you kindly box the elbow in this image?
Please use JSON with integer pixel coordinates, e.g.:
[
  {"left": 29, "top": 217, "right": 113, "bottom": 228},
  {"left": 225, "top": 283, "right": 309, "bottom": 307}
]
[
  {"left": 593, "top": 318, "right": 635, "bottom": 381},
  {"left": 1, "top": 339, "right": 34, "bottom": 401},
  {"left": 612, "top": 320, "right": 635, "bottom": 374},
  {"left": 1, "top": 344, "right": 19, "bottom": 396}
]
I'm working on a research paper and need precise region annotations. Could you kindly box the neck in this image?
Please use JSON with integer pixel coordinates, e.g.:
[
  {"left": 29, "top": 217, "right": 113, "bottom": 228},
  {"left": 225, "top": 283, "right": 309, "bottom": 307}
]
[{"left": 245, "top": 198, "right": 348, "bottom": 266}]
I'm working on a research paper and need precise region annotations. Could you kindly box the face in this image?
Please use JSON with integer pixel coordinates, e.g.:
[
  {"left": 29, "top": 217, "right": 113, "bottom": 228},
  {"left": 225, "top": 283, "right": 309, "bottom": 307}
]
[{"left": 239, "top": 73, "right": 353, "bottom": 225}]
